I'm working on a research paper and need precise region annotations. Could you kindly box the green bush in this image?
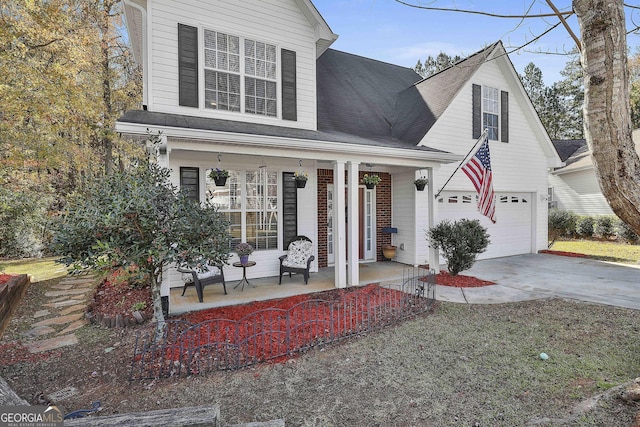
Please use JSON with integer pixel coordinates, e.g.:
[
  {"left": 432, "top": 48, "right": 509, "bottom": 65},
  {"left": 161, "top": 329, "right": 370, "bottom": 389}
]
[
  {"left": 427, "top": 219, "right": 490, "bottom": 276},
  {"left": 548, "top": 209, "right": 578, "bottom": 245},
  {"left": 576, "top": 216, "right": 595, "bottom": 238},
  {"left": 595, "top": 215, "right": 616, "bottom": 239},
  {"left": 616, "top": 220, "right": 639, "bottom": 244}
]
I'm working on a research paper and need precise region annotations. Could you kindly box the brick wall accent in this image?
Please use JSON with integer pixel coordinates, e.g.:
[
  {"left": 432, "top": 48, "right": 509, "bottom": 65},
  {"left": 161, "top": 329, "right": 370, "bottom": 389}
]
[{"left": 316, "top": 169, "right": 392, "bottom": 267}]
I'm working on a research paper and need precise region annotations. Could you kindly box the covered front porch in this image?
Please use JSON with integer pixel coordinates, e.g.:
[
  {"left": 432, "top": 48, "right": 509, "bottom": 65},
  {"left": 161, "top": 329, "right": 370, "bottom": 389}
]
[{"left": 168, "top": 261, "right": 418, "bottom": 316}]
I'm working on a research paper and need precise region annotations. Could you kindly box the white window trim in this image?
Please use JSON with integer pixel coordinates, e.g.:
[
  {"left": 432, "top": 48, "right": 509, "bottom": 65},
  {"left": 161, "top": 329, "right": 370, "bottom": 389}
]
[
  {"left": 206, "top": 168, "right": 280, "bottom": 252},
  {"left": 482, "top": 85, "right": 500, "bottom": 141},
  {"left": 199, "top": 26, "right": 281, "bottom": 119}
]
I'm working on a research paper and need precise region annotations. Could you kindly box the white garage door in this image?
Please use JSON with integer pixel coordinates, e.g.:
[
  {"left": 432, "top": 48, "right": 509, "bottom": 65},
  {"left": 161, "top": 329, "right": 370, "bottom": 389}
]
[{"left": 436, "top": 191, "right": 533, "bottom": 259}]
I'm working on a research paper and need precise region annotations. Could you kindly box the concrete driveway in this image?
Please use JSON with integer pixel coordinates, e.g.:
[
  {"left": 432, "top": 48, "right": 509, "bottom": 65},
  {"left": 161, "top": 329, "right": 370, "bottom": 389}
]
[{"left": 436, "top": 253, "right": 640, "bottom": 310}]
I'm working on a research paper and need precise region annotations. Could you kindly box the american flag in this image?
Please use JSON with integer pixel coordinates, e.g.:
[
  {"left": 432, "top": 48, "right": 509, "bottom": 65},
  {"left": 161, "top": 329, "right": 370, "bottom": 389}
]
[{"left": 462, "top": 136, "right": 496, "bottom": 223}]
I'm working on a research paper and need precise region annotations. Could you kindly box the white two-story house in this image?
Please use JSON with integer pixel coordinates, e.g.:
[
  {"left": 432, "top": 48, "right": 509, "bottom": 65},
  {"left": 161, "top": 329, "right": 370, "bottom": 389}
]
[{"left": 116, "top": 0, "right": 562, "bottom": 300}]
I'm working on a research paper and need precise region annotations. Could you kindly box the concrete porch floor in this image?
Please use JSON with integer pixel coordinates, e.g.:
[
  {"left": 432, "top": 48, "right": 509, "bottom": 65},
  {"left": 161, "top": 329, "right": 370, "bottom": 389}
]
[{"left": 169, "top": 261, "right": 418, "bottom": 316}]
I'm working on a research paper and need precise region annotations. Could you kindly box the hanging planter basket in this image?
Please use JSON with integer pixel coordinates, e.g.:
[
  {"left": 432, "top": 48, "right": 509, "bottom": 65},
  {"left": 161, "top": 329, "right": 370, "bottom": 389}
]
[
  {"left": 365, "top": 183, "right": 376, "bottom": 189},
  {"left": 415, "top": 182, "right": 426, "bottom": 191},
  {"left": 214, "top": 176, "right": 228, "bottom": 186},
  {"left": 296, "top": 179, "right": 307, "bottom": 188}
]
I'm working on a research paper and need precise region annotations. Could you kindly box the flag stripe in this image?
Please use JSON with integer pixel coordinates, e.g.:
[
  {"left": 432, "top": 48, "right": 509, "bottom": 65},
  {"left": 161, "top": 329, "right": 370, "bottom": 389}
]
[{"left": 461, "top": 136, "right": 496, "bottom": 223}]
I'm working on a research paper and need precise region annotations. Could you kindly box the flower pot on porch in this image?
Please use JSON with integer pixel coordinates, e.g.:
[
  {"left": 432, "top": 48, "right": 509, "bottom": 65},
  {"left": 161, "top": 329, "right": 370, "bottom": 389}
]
[
  {"left": 365, "top": 183, "right": 376, "bottom": 190},
  {"left": 214, "top": 176, "right": 228, "bottom": 186},
  {"left": 240, "top": 255, "right": 249, "bottom": 265},
  {"left": 415, "top": 182, "right": 426, "bottom": 191},
  {"left": 382, "top": 245, "right": 397, "bottom": 260},
  {"left": 296, "top": 179, "right": 307, "bottom": 188}
]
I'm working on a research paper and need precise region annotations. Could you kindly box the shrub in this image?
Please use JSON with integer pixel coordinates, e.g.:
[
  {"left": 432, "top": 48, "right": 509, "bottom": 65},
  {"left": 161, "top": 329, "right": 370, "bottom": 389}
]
[
  {"left": 548, "top": 209, "right": 578, "bottom": 246},
  {"left": 616, "top": 220, "right": 639, "bottom": 244},
  {"left": 427, "top": 219, "right": 490, "bottom": 276},
  {"left": 576, "top": 216, "right": 595, "bottom": 238},
  {"left": 52, "top": 155, "right": 231, "bottom": 328},
  {"left": 595, "top": 215, "right": 616, "bottom": 239}
]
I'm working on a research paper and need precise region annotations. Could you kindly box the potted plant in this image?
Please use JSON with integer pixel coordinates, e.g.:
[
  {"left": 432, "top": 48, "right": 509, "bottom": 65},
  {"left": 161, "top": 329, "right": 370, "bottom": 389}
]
[
  {"left": 414, "top": 177, "right": 428, "bottom": 191},
  {"left": 234, "top": 242, "right": 254, "bottom": 265},
  {"left": 209, "top": 168, "right": 230, "bottom": 186},
  {"left": 361, "top": 173, "right": 381, "bottom": 189},
  {"left": 294, "top": 171, "right": 308, "bottom": 188}
]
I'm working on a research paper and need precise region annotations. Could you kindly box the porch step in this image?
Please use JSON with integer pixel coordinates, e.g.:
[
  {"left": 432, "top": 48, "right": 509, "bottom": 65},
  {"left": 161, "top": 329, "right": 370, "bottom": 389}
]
[{"left": 225, "top": 420, "right": 285, "bottom": 427}]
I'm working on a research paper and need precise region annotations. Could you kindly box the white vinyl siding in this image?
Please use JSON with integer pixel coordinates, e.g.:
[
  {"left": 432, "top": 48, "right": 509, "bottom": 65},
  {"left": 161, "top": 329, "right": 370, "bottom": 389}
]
[
  {"left": 548, "top": 170, "right": 615, "bottom": 216},
  {"left": 148, "top": 0, "right": 317, "bottom": 130},
  {"left": 421, "top": 57, "right": 549, "bottom": 255}
]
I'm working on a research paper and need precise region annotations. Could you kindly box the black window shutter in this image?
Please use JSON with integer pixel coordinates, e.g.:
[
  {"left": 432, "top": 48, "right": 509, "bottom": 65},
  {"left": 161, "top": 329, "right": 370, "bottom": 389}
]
[
  {"left": 178, "top": 24, "right": 199, "bottom": 108},
  {"left": 501, "top": 90, "right": 509, "bottom": 143},
  {"left": 472, "top": 84, "right": 481, "bottom": 139},
  {"left": 282, "top": 172, "right": 298, "bottom": 248},
  {"left": 180, "top": 167, "right": 200, "bottom": 202},
  {"left": 281, "top": 49, "right": 297, "bottom": 121}
]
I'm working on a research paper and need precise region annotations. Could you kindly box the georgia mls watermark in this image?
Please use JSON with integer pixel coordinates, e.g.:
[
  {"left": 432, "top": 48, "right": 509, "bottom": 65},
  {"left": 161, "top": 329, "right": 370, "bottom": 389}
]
[{"left": 0, "top": 406, "right": 63, "bottom": 427}]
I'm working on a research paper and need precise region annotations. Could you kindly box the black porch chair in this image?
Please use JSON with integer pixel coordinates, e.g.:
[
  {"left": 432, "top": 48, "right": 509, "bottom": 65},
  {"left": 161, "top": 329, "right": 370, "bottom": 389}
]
[
  {"left": 177, "top": 263, "right": 226, "bottom": 303},
  {"left": 279, "top": 236, "right": 315, "bottom": 285}
]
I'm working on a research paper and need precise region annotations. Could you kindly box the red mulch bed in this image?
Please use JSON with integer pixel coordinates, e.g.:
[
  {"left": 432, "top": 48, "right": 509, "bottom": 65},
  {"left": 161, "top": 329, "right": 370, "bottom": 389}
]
[
  {"left": 153, "top": 284, "right": 423, "bottom": 371},
  {"left": 432, "top": 272, "right": 495, "bottom": 288},
  {"left": 180, "top": 283, "right": 394, "bottom": 323},
  {"left": 539, "top": 250, "right": 587, "bottom": 258}
]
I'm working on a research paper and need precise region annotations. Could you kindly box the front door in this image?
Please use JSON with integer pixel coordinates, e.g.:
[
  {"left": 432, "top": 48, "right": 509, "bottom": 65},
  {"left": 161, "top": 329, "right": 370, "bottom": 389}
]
[{"left": 327, "top": 185, "right": 375, "bottom": 265}]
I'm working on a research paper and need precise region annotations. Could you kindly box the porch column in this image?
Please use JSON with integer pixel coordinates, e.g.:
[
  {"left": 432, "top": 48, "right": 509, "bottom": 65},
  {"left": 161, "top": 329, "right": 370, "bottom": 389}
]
[
  {"left": 347, "top": 161, "right": 360, "bottom": 286},
  {"left": 333, "top": 161, "right": 347, "bottom": 288},
  {"left": 155, "top": 134, "right": 173, "bottom": 297},
  {"left": 427, "top": 167, "right": 440, "bottom": 273}
]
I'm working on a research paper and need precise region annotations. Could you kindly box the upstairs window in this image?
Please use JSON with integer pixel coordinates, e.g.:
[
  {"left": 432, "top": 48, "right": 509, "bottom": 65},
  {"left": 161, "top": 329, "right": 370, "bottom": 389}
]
[
  {"left": 482, "top": 86, "right": 499, "bottom": 140},
  {"left": 472, "top": 84, "right": 509, "bottom": 142},
  {"left": 203, "top": 29, "right": 277, "bottom": 117},
  {"left": 178, "top": 23, "right": 297, "bottom": 121},
  {"left": 204, "top": 30, "right": 241, "bottom": 112}
]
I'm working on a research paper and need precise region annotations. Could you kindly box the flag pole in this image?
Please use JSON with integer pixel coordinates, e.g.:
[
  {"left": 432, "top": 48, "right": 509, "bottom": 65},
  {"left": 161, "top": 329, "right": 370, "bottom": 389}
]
[{"left": 434, "top": 128, "right": 488, "bottom": 199}]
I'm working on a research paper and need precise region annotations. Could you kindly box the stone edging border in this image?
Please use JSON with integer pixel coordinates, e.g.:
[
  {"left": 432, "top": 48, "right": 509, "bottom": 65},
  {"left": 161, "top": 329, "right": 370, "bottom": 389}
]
[{"left": 85, "top": 310, "right": 152, "bottom": 328}]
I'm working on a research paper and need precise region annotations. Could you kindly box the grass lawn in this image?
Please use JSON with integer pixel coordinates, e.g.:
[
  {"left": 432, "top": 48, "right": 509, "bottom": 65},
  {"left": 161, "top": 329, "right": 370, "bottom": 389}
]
[
  {"left": 0, "top": 257, "right": 67, "bottom": 283},
  {"left": 550, "top": 239, "right": 640, "bottom": 264}
]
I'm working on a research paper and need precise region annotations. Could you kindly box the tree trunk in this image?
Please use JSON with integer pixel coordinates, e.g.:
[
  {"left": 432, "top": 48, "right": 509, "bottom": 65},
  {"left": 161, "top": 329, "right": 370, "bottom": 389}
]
[
  {"left": 101, "top": 0, "right": 114, "bottom": 175},
  {"left": 150, "top": 270, "right": 166, "bottom": 341},
  {"left": 574, "top": 0, "right": 640, "bottom": 236}
]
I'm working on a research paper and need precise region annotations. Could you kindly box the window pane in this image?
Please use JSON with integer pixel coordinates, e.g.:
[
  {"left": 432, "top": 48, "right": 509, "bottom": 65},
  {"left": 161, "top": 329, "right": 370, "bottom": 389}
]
[
  {"left": 205, "top": 49, "right": 216, "bottom": 68},
  {"left": 245, "top": 39, "right": 255, "bottom": 58},
  {"left": 217, "top": 51, "right": 228, "bottom": 71},
  {"left": 217, "top": 32, "right": 227, "bottom": 52},
  {"left": 245, "top": 57, "right": 255, "bottom": 76},
  {"left": 204, "top": 29, "right": 216, "bottom": 49},
  {"left": 256, "top": 42, "right": 265, "bottom": 59},
  {"left": 266, "top": 44, "right": 276, "bottom": 62},
  {"left": 229, "top": 54, "right": 240, "bottom": 73},
  {"left": 229, "top": 35, "right": 239, "bottom": 54}
]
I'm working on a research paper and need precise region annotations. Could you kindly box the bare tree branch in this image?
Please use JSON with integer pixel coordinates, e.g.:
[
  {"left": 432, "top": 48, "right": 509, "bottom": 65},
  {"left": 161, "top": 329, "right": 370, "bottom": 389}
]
[
  {"left": 545, "top": 0, "right": 581, "bottom": 51},
  {"left": 393, "top": 0, "right": 573, "bottom": 18}
]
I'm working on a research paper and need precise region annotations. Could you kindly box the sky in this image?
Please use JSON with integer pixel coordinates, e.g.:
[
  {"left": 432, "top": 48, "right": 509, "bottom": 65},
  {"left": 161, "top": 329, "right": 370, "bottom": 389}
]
[{"left": 313, "top": 0, "right": 640, "bottom": 85}]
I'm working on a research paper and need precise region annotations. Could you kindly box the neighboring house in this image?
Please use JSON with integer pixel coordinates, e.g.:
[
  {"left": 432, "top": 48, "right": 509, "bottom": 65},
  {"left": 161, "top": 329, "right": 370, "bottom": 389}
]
[
  {"left": 549, "top": 130, "right": 640, "bottom": 216},
  {"left": 116, "top": 0, "right": 562, "bottom": 299}
]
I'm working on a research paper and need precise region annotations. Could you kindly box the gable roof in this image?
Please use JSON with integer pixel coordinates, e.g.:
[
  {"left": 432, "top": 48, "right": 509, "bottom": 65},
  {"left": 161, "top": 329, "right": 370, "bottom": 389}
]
[
  {"left": 552, "top": 139, "right": 587, "bottom": 162},
  {"left": 316, "top": 42, "right": 500, "bottom": 146},
  {"left": 392, "top": 42, "right": 500, "bottom": 144}
]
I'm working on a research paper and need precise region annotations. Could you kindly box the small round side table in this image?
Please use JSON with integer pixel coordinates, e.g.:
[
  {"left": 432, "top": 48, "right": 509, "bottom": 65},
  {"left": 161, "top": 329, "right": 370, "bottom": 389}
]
[{"left": 232, "top": 261, "right": 256, "bottom": 291}]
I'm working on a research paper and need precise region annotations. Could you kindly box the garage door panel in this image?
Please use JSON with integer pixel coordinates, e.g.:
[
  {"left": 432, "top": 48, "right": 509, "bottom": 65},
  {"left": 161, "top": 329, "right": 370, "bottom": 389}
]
[{"left": 437, "top": 192, "right": 532, "bottom": 259}]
